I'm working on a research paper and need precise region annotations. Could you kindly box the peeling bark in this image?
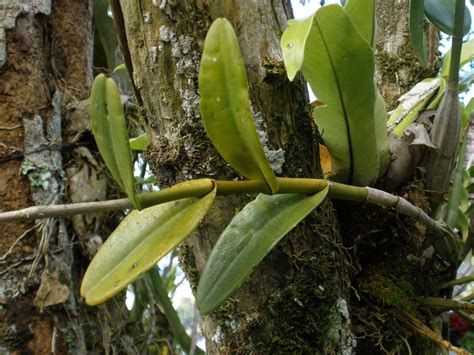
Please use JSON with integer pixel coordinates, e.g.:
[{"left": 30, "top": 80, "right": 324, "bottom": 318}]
[{"left": 0, "top": 1, "right": 140, "bottom": 352}]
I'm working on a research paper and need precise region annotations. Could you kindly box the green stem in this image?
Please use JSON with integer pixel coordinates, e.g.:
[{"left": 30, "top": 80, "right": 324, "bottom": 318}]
[
  {"left": 0, "top": 177, "right": 449, "bottom": 234},
  {"left": 139, "top": 178, "right": 438, "bottom": 228},
  {"left": 0, "top": 176, "right": 459, "bottom": 263},
  {"left": 448, "top": 0, "right": 465, "bottom": 85}
]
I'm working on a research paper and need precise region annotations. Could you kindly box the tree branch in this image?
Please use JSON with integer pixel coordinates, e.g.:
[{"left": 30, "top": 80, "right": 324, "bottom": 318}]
[{"left": 0, "top": 198, "right": 131, "bottom": 222}]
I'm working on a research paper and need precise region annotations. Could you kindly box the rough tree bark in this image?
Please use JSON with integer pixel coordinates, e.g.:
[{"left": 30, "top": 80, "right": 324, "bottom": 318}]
[
  {"left": 375, "top": 0, "right": 438, "bottom": 108},
  {"left": 118, "top": 0, "right": 351, "bottom": 353},
  {"left": 0, "top": 1, "right": 143, "bottom": 353}
]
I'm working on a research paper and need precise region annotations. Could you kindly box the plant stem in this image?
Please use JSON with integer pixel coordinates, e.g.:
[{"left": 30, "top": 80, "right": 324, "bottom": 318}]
[
  {"left": 1, "top": 177, "right": 460, "bottom": 262},
  {"left": 448, "top": 0, "right": 465, "bottom": 85},
  {"left": 0, "top": 177, "right": 449, "bottom": 232},
  {"left": 425, "top": 0, "right": 464, "bottom": 206}
]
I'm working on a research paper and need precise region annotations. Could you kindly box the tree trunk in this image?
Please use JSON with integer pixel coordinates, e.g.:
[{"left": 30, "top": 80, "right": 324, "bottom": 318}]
[
  {"left": 118, "top": 1, "right": 446, "bottom": 353},
  {"left": 0, "top": 1, "right": 142, "bottom": 353},
  {"left": 375, "top": 0, "right": 438, "bottom": 109},
  {"left": 0, "top": 0, "right": 449, "bottom": 353},
  {"left": 118, "top": 0, "right": 353, "bottom": 353}
]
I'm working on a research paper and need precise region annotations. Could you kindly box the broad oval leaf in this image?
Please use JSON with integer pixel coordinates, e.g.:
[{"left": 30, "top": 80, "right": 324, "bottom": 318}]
[
  {"left": 282, "top": 5, "right": 389, "bottom": 186},
  {"left": 344, "top": 0, "right": 376, "bottom": 47},
  {"left": 196, "top": 186, "right": 329, "bottom": 315},
  {"left": 425, "top": 0, "right": 471, "bottom": 36},
  {"left": 281, "top": 15, "right": 314, "bottom": 81},
  {"left": 81, "top": 181, "right": 216, "bottom": 305},
  {"left": 89, "top": 75, "right": 138, "bottom": 208},
  {"left": 199, "top": 18, "right": 278, "bottom": 193},
  {"left": 409, "top": 0, "right": 428, "bottom": 68}
]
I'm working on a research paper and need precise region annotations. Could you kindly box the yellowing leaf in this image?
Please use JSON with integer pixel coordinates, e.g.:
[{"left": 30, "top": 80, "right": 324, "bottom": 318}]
[
  {"left": 319, "top": 144, "right": 333, "bottom": 178},
  {"left": 81, "top": 181, "right": 216, "bottom": 305},
  {"left": 199, "top": 18, "right": 278, "bottom": 193},
  {"left": 387, "top": 78, "right": 441, "bottom": 136}
]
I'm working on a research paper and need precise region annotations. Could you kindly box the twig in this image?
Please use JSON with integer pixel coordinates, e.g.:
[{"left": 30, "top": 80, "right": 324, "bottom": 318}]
[
  {"left": 29, "top": 218, "right": 54, "bottom": 278},
  {"left": 0, "top": 198, "right": 131, "bottom": 222},
  {"left": 0, "top": 177, "right": 459, "bottom": 266},
  {"left": 0, "top": 261, "right": 24, "bottom": 275},
  {"left": 0, "top": 224, "right": 37, "bottom": 261},
  {"left": 0, "top": 124, "right": 22, "bottom": 130}
]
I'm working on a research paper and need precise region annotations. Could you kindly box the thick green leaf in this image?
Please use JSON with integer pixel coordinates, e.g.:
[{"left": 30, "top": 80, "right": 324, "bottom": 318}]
[
  {"left": 456, "top": 209, "right": 469, "bottom": 239},
  {"left": 281, "top": 5, "right": 389, "bottom": 186},
  {"left": 199, "top": 18, "right": 278, "bottom": 193},
  {"left": 445, "top": 136, "right": 468, "bottom": 228},
  {"left": 344, "top": 0, "right": 376, "bottom": 47},
  {"left": 466, "top": 204, "right": 474, "bottom": 218},
  {"left": 281, "top": 15, "right": 314, "bottom": 81},
  {"left": 105, "top": 78, "right": 139, "bottom": 208},
  {"left": 441, "top": 39, "right": 474, "bottom": 77},
  {"left": 114, "top": 63, "right": 126, "bottom": 72},
  {"left": 196, "top": 186, "right": 329, "bottom": 315},
  {"left": 425, "top": 0, "right": 471, "bottom": 35},
  {"left": 469, "top": 165, "right": 474, "bottom": 178},
  {"left": 129, "top": 133, "right": 149, "bottom": 151},
  {"left": 81, "top": 181, "right": 216, "bottom": 305},
  {"left": 374, "top": 94, "right": 390, "bottom": 175},
  {"left": 90, "top": 75, "right": 138, "bottom": 208},
  {"left": 409, "top": 0, "right": 428, "bottom": 67},
  {"left": 89, "top": 75, "right": 123, "bottom": 189},
  {"left": 461, "top": 102, "right": 470, "bottom": 133},
  {"left": 467, "top": 98, "right": 474, "bottom": 116}
]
